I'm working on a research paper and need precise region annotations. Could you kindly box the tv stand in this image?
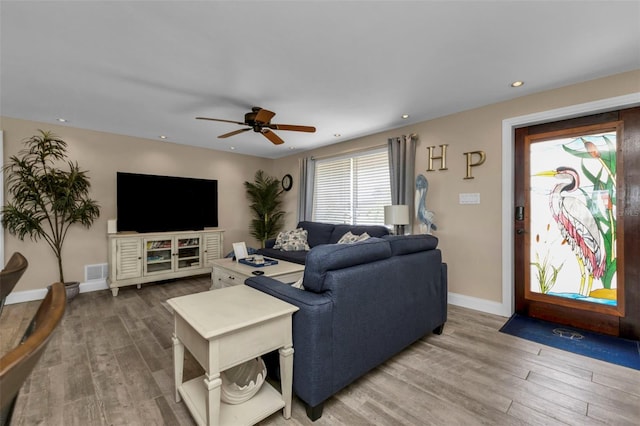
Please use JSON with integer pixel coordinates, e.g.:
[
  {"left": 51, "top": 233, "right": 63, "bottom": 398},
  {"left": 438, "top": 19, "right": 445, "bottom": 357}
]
[{"left": 107, "top": 229, "right": 224, "bottom": 296}]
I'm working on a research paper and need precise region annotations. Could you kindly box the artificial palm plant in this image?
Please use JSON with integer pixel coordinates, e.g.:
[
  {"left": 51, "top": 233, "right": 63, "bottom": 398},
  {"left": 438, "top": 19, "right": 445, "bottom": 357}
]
[
  {"left": 244, "top": 170, "right": 285, "bottom": 248},
  {"left": 2, "top": 130, "right": 101, "bottom": 284}
]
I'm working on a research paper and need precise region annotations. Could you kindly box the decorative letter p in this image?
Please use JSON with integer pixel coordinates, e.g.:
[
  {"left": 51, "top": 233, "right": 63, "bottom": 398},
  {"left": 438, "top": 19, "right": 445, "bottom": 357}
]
[{"left": 463, "top": 151, "right": 486, "bottom": 179}]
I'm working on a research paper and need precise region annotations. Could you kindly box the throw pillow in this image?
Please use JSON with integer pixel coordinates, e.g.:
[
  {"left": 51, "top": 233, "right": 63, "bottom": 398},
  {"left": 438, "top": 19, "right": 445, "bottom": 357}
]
[
  {"left": 358, "top": 232, "right": 371, "bottom": 242},
  {"left": 337, "top": 231, "right": 371, "bottom": 244},
  {"left": 273, "top": 228, "right": 310, "bottom": 251}
]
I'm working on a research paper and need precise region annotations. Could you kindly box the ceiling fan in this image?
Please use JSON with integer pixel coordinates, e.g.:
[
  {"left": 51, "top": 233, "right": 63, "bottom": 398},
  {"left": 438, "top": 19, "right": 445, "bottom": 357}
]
[{"left": 196, "top": 107, "right": 316, "bottom": 145}]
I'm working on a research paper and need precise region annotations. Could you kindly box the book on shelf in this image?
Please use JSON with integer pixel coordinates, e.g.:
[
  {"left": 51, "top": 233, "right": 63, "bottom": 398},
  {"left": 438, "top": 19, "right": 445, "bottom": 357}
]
[
  {"left": 178, "top": 238, "right": 199, "bottom": 247},
  {"left": 148, "top": 240, "right": 171, "bottom": 249},
  {"left": 147, "top": 255, "right": 167, "bottom": 262}
]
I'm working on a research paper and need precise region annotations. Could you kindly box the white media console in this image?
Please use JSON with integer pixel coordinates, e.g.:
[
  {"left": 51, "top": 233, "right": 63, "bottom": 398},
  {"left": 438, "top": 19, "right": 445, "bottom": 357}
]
[{"left": 107, "top": 229, "right": 224, "bottom": 296}]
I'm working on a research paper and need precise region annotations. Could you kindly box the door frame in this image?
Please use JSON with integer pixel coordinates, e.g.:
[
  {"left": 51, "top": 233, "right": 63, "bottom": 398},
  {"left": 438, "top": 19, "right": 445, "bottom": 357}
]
[
  {"left": 499, "top": 92, "right": 640, "bottom": 317},
  {"left": 1, "top": 131, "right": 3, "bottom": 265}
]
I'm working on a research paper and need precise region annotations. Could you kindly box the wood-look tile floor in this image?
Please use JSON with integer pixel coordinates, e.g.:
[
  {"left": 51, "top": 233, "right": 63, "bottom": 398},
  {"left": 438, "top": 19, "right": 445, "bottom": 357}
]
[{"left": 1, "top": 276, "right": 639, "bottom": 425}]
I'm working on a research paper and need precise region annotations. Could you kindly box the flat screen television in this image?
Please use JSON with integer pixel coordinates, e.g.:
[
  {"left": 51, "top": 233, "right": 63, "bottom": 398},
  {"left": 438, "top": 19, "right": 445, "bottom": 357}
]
[{"left": 117, "top": 172, "right": 218, "bottom": 233}]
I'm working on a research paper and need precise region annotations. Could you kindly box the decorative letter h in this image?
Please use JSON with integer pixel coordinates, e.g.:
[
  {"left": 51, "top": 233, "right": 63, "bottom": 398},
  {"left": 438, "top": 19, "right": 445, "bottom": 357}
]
[{"left": 427, "top": 145, "right": 448, "bottom": 171}]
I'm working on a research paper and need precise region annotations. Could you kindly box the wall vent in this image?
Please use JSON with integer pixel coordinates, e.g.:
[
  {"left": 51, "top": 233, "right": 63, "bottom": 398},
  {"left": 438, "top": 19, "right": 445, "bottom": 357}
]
[{"left": 85, "top": 263, "right": 108, "bottom": 281}]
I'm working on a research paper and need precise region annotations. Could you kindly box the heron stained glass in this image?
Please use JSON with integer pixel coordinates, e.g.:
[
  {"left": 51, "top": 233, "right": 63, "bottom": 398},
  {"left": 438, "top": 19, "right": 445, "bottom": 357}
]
[{"left": 529, "top": 131, "right": 617, "bottom": 307}]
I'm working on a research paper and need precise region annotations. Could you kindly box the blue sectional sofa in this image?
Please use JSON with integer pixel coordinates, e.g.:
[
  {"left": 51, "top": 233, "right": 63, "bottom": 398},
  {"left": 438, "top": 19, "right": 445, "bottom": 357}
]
[
  {"left": 246, "top": 234, "right": 448, "bottom": 421},
  {"left": 258, "top": 221, "right": 390, "bottom": 264}
]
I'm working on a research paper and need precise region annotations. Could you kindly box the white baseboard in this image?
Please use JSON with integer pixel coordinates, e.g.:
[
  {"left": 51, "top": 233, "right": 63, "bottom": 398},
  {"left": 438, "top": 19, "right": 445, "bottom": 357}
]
[
  {"left": 4, "top": 288, "right": 48, "bottom": 305},
  {"left": 448, "top": 292, "right": 511, "bottom": 317},
  {"left": 79, "top": 279, "right": 109, "bottom": 293},
  {"left": 6, "top": 281, "right": 509, "bottom": 319},
  {"left": 4, "top": 279, "right": 108, "bottom": 305}
]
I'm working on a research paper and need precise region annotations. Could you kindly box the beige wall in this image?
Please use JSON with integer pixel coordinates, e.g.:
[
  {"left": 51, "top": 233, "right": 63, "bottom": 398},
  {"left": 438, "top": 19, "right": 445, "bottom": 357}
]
[
  {"left": 3, "top": 70, "right": 639, "bottom": 301},
  {"left": 274, "top": 70, "right": 640, "bottom": 303},
  {"left": 1, "top": 117, "right": 274, "bottom": 291}
]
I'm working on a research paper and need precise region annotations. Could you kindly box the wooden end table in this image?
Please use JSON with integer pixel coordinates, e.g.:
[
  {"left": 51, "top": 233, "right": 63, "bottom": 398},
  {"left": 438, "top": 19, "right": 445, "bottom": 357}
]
[
  {"left": 210, "top": 257, "right": 304, "bottom": 290},
  {"left": 167, "top": 285, "right": 299, "bottom": 425}
]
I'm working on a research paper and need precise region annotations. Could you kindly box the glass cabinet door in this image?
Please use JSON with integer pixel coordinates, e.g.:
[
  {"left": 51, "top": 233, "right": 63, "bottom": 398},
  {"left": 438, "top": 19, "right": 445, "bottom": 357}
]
[
  {"left": 144, "top": 238, "right": 173, "bottom": 275},
  {"left": 176, "top": 236, "right": 201, "bottom": 270}
]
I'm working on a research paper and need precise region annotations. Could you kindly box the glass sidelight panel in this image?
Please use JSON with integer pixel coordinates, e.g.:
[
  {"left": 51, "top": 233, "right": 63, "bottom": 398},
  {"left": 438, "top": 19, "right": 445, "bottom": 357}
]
[{"left": 528, "top": 127, "right": 618, "bottom": 307}]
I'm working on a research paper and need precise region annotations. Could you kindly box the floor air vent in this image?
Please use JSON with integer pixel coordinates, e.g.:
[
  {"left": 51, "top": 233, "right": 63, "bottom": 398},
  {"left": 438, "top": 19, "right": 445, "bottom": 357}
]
[{"left": 85, "top": 263, "right": 108, "bottom": 281}]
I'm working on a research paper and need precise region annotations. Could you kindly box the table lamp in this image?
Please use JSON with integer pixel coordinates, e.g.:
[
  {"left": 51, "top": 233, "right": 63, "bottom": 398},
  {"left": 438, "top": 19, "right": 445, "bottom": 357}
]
[{"left": 384, "top": 205, "right": 410, "bottom": 235}]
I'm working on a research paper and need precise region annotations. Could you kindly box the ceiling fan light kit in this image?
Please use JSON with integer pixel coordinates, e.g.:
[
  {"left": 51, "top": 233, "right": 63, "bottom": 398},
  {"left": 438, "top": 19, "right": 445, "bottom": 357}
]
[{"left": 196, "top": 107, "right": 316, "bottom": 145}]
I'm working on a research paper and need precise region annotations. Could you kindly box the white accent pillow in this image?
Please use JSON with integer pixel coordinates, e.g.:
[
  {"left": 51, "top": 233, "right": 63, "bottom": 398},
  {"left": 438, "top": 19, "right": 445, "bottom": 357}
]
[
  {"left": 291, "top": 277, "right": 305, "bottom": 290},
  {"left": 273, "top": 228, "right": 310, "bottom": 251},
  {"left": 337, "top": 231, "right": 371, "bottom": 244}
]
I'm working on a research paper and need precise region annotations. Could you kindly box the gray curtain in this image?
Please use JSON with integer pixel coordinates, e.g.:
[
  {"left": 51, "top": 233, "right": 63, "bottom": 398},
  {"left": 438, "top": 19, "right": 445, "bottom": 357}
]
[
  {"left": 388, "top": 134, "right": 417, "bottom": 233},
  {"left": 297, "top": 157, "right": 315, "bottom": 222}
]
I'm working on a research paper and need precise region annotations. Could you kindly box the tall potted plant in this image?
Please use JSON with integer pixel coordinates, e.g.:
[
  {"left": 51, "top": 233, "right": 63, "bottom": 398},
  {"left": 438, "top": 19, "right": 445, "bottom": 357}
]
[
  {"left": 2, "top": 130, "right": 101, "bottom": 299},
  {"left": 244, "top": 170, "right": 285, "bottom": 248}
]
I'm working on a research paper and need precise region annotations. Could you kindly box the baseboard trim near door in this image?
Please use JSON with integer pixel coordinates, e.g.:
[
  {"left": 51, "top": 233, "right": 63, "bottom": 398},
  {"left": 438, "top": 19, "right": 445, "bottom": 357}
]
[{"left": 448, "top": 292, "right": 511, "bottom": 317}]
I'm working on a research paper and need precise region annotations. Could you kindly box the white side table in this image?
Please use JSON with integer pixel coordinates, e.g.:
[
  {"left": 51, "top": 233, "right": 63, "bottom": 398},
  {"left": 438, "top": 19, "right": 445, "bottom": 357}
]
[{"left": 168, "top": 285, "right": 299, "bottom": 425}]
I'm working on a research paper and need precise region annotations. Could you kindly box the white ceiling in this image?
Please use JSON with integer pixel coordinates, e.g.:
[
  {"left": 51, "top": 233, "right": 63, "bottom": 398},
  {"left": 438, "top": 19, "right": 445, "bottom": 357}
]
[{"left": 2, "top": 1, "right": 639, "bottom": 159}]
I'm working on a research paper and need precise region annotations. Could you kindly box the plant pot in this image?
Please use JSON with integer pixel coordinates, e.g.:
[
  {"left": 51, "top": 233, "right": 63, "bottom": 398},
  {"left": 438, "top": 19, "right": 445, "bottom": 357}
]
[{"left": 64, "top": 281, "right": 80, "bottom": 301}]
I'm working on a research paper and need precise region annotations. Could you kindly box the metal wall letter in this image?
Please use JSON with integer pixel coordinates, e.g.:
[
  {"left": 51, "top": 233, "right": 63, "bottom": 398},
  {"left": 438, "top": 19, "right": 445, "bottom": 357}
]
[
  {"left": 463, "top": 151, "right": 486, "bottom": 179},
  {"left": 426, "top": 144, "right": 448, "bottom": 171}
]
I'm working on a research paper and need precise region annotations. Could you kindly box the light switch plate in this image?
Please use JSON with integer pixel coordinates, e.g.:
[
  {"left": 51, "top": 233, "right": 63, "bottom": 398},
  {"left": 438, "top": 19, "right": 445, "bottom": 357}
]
[{"left": 459, "top": 193, "right": 480, "bottom": 204}]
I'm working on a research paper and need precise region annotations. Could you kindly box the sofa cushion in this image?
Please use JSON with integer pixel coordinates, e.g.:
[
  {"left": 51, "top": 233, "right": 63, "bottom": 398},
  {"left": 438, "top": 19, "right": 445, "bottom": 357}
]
[
  {"left": 382, "top": 234, "right": 438, "bottom": 255},
  {"left": 274, "top": 228, "right": 310, "bottom": 251},
  {"left": 303, "top": 238, "right": 392, "bottom": 293},
  {"left": 329, "top": 224, "right": 389, "bottom": 244},
  {"left": 297, "top": 221, "right": 335, "bottom": 247}
]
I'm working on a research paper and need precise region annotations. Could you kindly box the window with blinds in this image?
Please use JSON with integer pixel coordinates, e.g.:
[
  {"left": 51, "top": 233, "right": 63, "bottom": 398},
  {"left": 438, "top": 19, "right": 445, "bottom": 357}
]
[{"left": 312, "top": 148, "right": 391, "bottom": 225}]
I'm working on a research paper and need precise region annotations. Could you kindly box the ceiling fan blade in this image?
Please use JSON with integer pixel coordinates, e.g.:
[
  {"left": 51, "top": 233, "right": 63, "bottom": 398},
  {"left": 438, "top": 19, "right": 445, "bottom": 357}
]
[
  {"left": 261, "top": 129, "right": 285, "bottom": 145},
  {"left": 196, "top": 117, "right": 246, "bottom": 125},
  {"left": 270, "top": 124, "right": 316, "bottom": 133},
  {"left": 218, "top": 128, "right": 251, "bottom": 138},
  {"left": 254, "top": 108, "right": 276, "bottom": 124}
]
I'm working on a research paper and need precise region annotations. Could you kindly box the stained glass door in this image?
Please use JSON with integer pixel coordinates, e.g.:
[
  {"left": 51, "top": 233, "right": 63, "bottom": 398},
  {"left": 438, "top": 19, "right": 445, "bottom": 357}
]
[{"left": 522, "top": 122, "right": 624, "bottom": 319}]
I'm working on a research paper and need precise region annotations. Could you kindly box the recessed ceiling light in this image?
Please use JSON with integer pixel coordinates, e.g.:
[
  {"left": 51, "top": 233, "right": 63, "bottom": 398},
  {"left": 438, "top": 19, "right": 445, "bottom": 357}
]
[
  {"left": 510, "top": 81, "right": 524, "bottom": 88},
  {"left": 401, "top": 114, "right": 410, "bottom": 119},
  {"left": 230, "top": 146, "right": 236, "bottom": 150},
  {"left": 333, "top": 133, "right": 341, "bottom": 137},
  {"left": 159, "top": 135, "right": 167, "bottom": 139},
  {"left": 289, "top": 147, "right": 295, "bottom": 150},
  {"left": 56, "top": 118, "right": 68, "bottom": 122}
]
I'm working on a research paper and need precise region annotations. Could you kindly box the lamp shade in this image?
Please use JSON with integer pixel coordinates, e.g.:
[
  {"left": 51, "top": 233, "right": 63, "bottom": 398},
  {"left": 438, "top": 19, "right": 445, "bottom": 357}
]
[{"left": 384, "top": 205, "right": 410, "bottom": 225}]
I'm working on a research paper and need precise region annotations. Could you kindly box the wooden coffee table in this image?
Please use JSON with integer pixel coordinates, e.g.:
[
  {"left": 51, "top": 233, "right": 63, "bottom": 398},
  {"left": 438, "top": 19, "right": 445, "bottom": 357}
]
[
  {"left": 168, "top": 285, "right": 299, "bottom": 425},
  {"left": 210, "top": 257, "right": 304, "bottom": 290}
]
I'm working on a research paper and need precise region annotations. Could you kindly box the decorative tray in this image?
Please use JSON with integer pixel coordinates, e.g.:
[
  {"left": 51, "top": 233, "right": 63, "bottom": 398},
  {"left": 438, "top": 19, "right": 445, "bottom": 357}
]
[{"left": 238, "top": 257, "right": 279, "bottom": 267}]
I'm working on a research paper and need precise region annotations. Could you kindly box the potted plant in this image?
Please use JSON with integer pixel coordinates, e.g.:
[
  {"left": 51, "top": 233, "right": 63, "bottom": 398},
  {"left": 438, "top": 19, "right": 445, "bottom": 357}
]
[
  {"left": 244, "top": 170, "right": 285, "bottom": 248},
  {"left": 1, "top": 130, "right": 101, "bottom": 300}
]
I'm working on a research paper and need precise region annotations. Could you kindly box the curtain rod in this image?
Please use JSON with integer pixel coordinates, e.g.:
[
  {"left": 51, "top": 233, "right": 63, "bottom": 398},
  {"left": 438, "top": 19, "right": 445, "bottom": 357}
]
[
  {"left": 310, "top": 143, "right": 387, "bottom": 161},
  {"left": 310, "top": 133, "right": 417, "bottom": 161}
]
